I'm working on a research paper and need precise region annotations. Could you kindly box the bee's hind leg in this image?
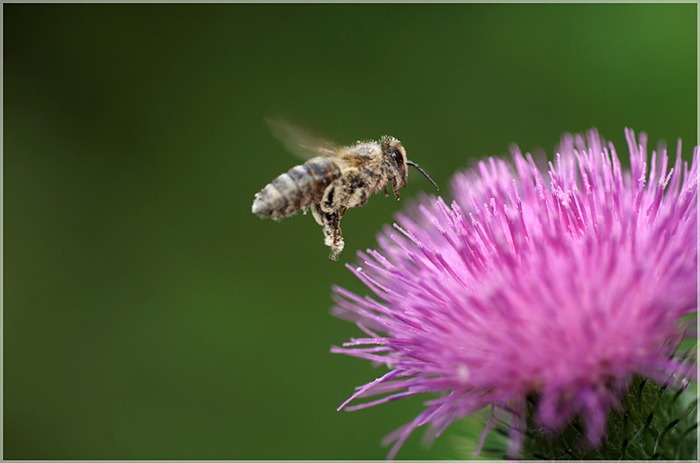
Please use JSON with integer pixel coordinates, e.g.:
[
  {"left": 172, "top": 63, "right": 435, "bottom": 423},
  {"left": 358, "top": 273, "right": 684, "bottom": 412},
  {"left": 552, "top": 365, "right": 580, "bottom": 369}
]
[
  {"left": 311, "top": 203, "right": 324, "bottom": 226},
  {"left": 311, "top": 203, "right": 344, "bottom": 261},
  {"left": 319, "top": 180, "right": 346, "bottom": 260}
]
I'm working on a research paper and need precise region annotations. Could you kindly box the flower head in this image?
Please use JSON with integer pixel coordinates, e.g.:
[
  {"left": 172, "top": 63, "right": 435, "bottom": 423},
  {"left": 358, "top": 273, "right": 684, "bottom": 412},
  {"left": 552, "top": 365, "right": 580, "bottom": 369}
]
[{"left": 332, "top": 129, "right": 697, "bottom": 458}]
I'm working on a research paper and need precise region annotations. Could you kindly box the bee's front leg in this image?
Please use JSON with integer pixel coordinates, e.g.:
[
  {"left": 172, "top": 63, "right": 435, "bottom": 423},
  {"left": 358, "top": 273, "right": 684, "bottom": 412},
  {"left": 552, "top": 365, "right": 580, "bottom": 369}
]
[
  {"left": 392, "top": 182, "right": 401, "bottom": 201},
  {"left": 312, "top": 203, "right": 344, "bottom": 260}
]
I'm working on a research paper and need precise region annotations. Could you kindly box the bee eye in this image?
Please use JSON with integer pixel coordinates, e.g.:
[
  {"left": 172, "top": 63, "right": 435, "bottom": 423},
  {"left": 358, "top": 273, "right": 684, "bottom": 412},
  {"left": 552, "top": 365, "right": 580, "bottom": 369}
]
[{"left": 388, "top": 147, "right": 403, "bottom": 166}]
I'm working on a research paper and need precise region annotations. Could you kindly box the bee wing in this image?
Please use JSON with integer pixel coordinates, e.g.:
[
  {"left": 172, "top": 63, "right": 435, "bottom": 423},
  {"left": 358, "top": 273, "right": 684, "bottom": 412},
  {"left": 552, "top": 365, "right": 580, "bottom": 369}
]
[{"left": 266, "top": 117, "right": 342, "bottom": 159}]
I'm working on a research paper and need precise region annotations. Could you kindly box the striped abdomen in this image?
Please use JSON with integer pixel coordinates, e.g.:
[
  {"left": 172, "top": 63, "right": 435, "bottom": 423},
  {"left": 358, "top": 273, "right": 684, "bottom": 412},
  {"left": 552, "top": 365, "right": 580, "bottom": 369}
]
[{"left": 252, "top": 156, "right": 342, "bottom": 220}]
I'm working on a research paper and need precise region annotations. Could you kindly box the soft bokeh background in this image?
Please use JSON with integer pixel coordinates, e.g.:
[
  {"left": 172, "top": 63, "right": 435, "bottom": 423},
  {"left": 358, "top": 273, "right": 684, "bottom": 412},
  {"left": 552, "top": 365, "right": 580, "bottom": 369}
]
[{"left": 4, "top": 3, "right": 697, "bottom": 460}]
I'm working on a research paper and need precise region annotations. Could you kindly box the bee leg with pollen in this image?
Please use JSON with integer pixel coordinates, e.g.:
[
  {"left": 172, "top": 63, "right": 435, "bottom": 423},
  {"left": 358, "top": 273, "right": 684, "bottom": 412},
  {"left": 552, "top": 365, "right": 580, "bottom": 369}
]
[
  {"left": 325, "top": 212, "right": 344, "bottom": 261},
  {"left": 310, "top": 180, "right": 345, "bottom": 260},
  {"left": 311, "top": 204, "right": 344, "bottom": 260}
]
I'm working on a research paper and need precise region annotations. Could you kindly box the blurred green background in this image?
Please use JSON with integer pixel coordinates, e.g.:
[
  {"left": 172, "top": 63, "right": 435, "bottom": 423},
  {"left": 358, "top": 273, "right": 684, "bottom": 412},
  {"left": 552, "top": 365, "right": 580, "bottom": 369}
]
[{"left": 4, "top": 3, "right": 696, "bottom": 460}]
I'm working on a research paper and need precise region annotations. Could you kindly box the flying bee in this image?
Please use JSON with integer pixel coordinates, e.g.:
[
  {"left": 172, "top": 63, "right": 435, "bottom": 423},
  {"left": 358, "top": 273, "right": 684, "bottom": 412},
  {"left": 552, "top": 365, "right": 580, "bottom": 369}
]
[{"left": 251, "top": 120, "right": 439, "bottom": 261}]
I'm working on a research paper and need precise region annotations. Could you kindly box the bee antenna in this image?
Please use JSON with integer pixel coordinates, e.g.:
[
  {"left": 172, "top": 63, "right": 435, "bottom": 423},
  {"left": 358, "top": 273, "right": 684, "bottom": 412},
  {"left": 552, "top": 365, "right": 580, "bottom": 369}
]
[{"left": 407, "top": 161, "right": 439, "bottom": 191}]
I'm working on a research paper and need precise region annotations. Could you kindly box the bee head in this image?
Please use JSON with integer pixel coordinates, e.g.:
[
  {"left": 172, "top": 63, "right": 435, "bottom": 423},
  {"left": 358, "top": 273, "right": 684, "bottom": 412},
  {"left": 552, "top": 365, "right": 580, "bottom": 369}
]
[
  {"left": 381, "top": 136, "right": 439, "bottom": 199},
  {"left": 381, "top": 136, "right": 409, "bottom": 193}
]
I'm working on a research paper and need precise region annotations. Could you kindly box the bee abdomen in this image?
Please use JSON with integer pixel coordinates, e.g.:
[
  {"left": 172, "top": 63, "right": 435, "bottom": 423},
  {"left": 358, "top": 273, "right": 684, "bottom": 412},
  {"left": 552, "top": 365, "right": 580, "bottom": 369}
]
[{"left": 252, "top": 156, "right": 341, "bottom": 220}]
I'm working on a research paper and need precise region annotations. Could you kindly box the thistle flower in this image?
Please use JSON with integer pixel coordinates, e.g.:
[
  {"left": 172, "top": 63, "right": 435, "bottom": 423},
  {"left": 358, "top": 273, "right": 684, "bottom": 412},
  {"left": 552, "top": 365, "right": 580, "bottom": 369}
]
[{"left": 331, "top": 129, "right": 697, "bottom": 458}]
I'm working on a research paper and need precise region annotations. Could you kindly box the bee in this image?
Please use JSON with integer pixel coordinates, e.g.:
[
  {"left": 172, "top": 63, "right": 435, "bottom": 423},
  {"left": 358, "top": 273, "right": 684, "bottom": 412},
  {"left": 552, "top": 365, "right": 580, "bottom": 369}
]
[{"left": 251, "top": 120, "right": 439, "bottom": 260}]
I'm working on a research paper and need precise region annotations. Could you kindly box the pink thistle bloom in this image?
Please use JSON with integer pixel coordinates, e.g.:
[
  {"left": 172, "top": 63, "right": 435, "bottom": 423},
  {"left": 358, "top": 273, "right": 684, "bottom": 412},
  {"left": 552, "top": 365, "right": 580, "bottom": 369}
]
[{"left": 331, "top": 129, "right": 698, "bottom": 458}]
